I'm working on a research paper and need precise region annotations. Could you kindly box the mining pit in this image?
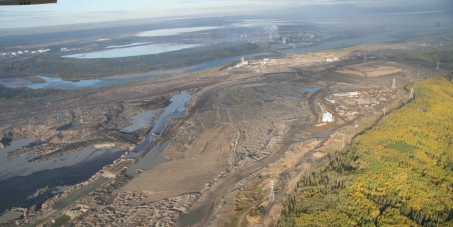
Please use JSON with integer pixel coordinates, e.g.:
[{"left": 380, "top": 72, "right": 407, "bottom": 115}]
[{"left": 0, "top": 42, "right": 439, "bottom": 227}]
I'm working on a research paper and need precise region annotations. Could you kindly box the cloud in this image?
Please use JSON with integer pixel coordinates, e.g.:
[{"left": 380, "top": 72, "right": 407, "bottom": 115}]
[{"left": 0, "top": 0, "right": 448, "bottom": 29}]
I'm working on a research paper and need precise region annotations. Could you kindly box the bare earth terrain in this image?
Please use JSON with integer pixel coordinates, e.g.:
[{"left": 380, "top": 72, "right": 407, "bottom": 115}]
[{"left": 0, "top": 40, "right": 445, "bottom": 227}]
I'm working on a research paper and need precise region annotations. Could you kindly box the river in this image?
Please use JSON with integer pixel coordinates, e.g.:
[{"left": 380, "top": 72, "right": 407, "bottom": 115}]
[{"left": 0, "top": 32, "right": 395, "bottom": 90}]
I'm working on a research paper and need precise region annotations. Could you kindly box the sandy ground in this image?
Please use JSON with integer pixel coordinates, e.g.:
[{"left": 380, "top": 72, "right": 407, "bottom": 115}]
[{"left": 120, "top": 124, "right": 234, "bottom": 202}]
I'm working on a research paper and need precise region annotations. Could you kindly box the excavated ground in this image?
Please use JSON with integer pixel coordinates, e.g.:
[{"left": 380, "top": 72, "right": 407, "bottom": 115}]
[{"left": 0, "top": 42, "right": 440, "bottom": 227}]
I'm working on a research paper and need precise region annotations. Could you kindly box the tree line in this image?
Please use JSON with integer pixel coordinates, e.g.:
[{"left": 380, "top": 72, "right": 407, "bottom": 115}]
[{"left": 279, "top": 77, "right": 453, "bottom": 227}]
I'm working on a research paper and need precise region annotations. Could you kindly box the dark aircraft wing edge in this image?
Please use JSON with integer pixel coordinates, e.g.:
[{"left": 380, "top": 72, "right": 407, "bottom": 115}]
[{"left": 0, "top": 0, "right": 57, "bottom": 5}]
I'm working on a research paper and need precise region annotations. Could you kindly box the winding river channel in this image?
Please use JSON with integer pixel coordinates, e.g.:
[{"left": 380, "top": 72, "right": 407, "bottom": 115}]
[{"left": 0, "top": 32, "right": 394, "bottom": 91}]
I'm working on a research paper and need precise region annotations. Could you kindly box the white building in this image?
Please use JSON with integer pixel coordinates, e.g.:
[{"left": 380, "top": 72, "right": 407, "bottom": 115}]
[
  {"left": 333, "top": 92, "right": 349, "bottom": 97},
  {"left": 322, "top": 112, "right": 334, "bottom": 122},
  {"left": 325, "top": 96, "right": 335, "bottom": 104}
]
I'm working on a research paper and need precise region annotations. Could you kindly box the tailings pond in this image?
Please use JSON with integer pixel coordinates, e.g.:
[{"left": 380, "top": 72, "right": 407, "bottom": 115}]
[{"left": 0, "top": 140, "right": 124, "bottom": 215}]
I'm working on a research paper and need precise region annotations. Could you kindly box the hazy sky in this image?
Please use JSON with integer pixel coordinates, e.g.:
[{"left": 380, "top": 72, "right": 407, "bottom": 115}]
[{"left": 0, "top": 0, "right": 451, "bottom": 29}]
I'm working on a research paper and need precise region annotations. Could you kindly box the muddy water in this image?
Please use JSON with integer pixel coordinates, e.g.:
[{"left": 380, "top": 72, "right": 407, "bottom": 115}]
[
  {"left": 125, "top": 91, "right": 191, "bottom": 159},
  {"left": 52, "top": 177, "right": 109, "bottom": 210},
  {"left": 126, "top": 139, "right": 171, "bottom": 175},
  {"left": 0, "top": 211, "right": 22, "bottom": 224},
  {"left": 120, "top": 108, "right": 164, "bottom": 133}
]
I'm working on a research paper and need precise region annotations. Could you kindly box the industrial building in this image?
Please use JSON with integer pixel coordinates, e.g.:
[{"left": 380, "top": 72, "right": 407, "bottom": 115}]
[{"left": 322, "top": 111, "right": 334, "bottom": 122}]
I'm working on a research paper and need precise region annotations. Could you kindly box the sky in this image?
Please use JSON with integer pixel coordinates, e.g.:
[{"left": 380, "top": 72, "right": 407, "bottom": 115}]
[{"left": 0, "top": 0, "right": 451, "bottom": 29}]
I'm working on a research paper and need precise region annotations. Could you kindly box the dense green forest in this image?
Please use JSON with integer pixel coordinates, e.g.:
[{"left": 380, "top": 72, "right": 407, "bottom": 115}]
[
  {"left": 279, "top": 77, "right": 453, "bottom": 226},
  {"left": 0, "top": 42, "right": 260, "bottom": 80},
  {"left": 400, "top": 46, "right": 453, "bottom": 65}
]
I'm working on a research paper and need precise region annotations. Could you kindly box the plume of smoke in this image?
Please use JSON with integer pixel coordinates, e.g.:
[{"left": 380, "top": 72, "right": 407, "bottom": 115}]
[{"left": 265, "top": 25, "right": 279, "bottom": 40}]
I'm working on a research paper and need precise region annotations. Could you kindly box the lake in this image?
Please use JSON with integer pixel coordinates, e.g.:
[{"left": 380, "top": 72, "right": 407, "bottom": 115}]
[
  {"left": 137, "top": 27, "right": 220, "bottom": 37},
  {"left": 62, "top": 43, "right": 202, "bottom": 59}
]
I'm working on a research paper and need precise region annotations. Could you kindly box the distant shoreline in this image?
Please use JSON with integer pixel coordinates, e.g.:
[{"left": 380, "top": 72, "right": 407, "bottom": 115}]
[{"left": 100, "top": 65, "right": 200, "bottom": 80}]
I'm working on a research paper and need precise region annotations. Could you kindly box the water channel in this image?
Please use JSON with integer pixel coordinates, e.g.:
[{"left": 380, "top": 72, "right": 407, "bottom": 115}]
[{"left": 125, "top": 91, "right": 191, "bottom": 159}]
